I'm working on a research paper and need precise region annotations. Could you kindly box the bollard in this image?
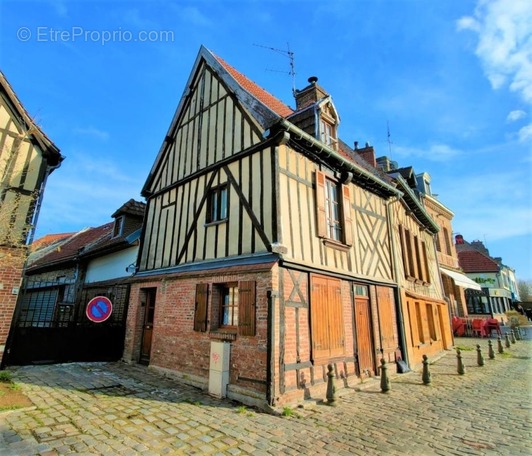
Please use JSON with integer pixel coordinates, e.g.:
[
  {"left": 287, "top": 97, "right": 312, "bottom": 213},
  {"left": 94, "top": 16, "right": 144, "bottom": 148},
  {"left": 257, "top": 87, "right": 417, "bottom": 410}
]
[
  {"left": 380, "top": 358, "right": 390, "bottom": 393},
  {"left": 515, "top": 328, "right": 521, "bottom": 341},
  {"left": 476, "top": 344, "right": 484, "bottom": 367},
  {"left": 488, "top": 340, "right": 495, "bottom": 359},
  {"left": 326, "top": 364, "right": 336, "bottom": 405},
  {"left": 497, "top": 336, "right": 504, "bottom": 354},
  {"left": 505, "top": 333, "right": 511, "bottom": 349},
  {"left": 422, "top": 354, "right": 431, "bottom": 385},
  {"left": 510, "top": 330, "right": 516, "bottom": 344},
  {"left": 456, "top": 348, "right": 465, "bottom": 375}
]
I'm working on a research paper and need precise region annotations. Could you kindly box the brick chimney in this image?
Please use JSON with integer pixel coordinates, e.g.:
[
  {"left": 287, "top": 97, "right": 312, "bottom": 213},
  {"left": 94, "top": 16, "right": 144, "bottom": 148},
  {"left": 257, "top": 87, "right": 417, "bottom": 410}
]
[
  {"left": 455, "top": 234, "right": 464, "bottom": 245},
  {"left": 356, "top": 142, "right": 376, "bottom": 168},
  {"left": 294, "top": 76, "right": 329, "bottom": 110}
]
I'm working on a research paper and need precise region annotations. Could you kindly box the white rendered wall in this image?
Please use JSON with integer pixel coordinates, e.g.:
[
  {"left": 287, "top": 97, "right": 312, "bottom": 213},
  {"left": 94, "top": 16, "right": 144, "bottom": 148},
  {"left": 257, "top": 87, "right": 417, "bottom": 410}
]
[{"left": 85, "top": 246, "right": 138, "bottom": 283}]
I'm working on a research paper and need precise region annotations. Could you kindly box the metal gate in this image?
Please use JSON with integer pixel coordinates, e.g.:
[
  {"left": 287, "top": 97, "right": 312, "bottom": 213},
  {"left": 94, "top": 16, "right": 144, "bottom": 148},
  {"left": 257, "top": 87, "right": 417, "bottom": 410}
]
[{"left": 5, "top": 279, "right": 130, "bottom": 366}]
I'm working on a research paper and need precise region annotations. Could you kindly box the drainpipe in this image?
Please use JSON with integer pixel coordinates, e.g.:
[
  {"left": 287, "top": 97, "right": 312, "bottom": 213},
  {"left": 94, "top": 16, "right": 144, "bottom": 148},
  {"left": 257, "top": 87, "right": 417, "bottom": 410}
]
[
  {"left": 266, "top": 290, "right": 277, "bottom": 406},
  {"left": 385, "top": 196, "right": 409, "bottom": 367}
]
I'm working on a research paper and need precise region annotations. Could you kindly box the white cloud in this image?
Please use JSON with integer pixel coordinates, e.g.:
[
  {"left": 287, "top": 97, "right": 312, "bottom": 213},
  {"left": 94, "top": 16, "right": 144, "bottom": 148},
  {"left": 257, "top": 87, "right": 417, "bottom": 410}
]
[
  {"left": 506, "top": 110, "right": 527, "bottom": 122},
  {"left": 439, "top": 171, "right": 532, "bottom": 241},
  {"left": 518, "top": 123, "right": 532, "bottom": 142},
  {"left": 457, "top": 0, "right": 532, "bottom": 104},
  {"left": 73, "top": 126, "right": 110, "bottom": 141},
  {"left": 393, "top": 143, "right": 461, "bottom": 163}
]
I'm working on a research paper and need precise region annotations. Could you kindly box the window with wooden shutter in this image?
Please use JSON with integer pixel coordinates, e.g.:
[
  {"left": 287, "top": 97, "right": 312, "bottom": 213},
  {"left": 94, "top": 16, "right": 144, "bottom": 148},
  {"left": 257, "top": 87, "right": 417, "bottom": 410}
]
[
  {"left": 193, "top": 283, "right": 209, "bottom": 332},
  {"left": 310, "top": 275, "right": 345, "bottom": 360},
  {"left": 238, "top": 281, "right": 256, "bottom": 336},
  {"left": 315, "top": 171, "right": 352, "bottom": 246}
]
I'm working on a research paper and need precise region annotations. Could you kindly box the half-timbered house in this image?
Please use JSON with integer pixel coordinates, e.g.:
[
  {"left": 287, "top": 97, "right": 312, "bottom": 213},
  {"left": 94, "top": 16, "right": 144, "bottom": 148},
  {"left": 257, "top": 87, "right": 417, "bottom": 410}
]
[
  {"left": 123, "top": 46, "right": 452, "bottom": 407},
  {"left": 0, "top": 71, "right": 63, "bottom": 366}
]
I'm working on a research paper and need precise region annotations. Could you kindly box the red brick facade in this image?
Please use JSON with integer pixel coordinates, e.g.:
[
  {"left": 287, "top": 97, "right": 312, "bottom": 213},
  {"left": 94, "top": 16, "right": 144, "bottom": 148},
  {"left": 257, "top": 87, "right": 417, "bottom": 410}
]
[{"left": 0, "top": 246, "right": 27, "bottom": 363}]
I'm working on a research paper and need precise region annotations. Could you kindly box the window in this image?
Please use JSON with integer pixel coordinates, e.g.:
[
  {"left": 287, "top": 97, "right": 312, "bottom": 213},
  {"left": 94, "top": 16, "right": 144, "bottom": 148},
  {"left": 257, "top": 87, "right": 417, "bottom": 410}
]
[
  {"left": 443, "top": 227, "right": 452, "bottom": 256},
  {"left": 320, "top": 119, "right": 337, "bottom": 147},
  {"left": 427, "top": 304, "right": 437, "bottom": 341},
  {"left": 220, "top": 283, "right": 239, "bottom": 327},
  {"left": 193, "top": 281, "right": 256, "bottom": 336},
  {"left": 315, "top": 171, "right": 352, "bottom": 246},
  {"left": 399, "top": 225, "right": 431, "bottom": 284},
  {"left": 206, "top": 185, "right": 228, "bottom": 223},
  {"left": 113, "top": 216, "right": 124, "bottom": 237}
]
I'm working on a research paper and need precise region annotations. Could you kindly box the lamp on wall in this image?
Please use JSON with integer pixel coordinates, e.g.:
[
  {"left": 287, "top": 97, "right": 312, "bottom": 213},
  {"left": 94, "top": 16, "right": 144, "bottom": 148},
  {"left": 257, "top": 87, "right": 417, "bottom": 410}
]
[{"left": 125, "top": 263, "right": 138, "bottom": 274}]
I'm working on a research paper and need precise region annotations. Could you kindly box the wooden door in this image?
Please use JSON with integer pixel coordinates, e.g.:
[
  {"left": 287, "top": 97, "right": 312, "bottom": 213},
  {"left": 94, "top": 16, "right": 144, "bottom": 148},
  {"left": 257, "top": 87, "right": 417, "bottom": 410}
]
[
  {"left": 140, "top": 288, "right": 156, "bottom": 365},
  {"left": 376, "top": 286, "right": 399, "bottom": 363},
  {"left": 354, "top": 288, "right": 375, "bottom": 376}
]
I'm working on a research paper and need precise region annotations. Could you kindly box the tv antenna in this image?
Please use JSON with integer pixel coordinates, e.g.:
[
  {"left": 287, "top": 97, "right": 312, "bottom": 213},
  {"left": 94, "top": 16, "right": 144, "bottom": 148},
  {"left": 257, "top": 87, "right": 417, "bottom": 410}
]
[
  {"left": 253, "top": 43, "right": 296, "bottom": 97},
  {"left": 386, "top": 121, "right": 393, "bottom": 156}
]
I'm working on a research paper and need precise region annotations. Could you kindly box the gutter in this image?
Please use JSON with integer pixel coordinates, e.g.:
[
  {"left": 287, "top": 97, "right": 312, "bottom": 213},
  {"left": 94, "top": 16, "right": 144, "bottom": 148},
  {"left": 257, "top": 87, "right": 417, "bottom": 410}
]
[{"left": 274, "top": 119, "right": 402, "bottom": 198}]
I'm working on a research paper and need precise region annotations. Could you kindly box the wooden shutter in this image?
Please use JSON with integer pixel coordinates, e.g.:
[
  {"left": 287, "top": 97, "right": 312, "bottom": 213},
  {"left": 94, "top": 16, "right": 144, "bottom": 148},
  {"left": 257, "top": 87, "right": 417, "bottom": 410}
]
[
  {"left": 315, "top": 171, "right": 327, "bottom": 238},
  {"left": 193, "top": 283, "right": 209, "bottom": 332},
  {"left": 342, "top": 184, "right": 353, "bottom": 246},
  {"left": 238, "top": 281, "right": 256, "bottom": 336},
  {"left": 310, "top": 275, "right": 345, "bottom": 360}
]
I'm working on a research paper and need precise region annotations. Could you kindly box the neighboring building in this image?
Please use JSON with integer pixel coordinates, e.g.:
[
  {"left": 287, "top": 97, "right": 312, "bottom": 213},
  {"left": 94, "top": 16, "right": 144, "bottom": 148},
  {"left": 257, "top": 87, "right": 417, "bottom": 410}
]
[
  {"left": 123, "top": 46, "right": 451, "bottom": 408},
  {"left": 375, "top": 162, "right": 481, "bottom": 323},
  {"left": 0, "top": 71, "right": 63, "bottom": 366},
  {"left": 4, "top": 199, "right": 144, "bottom": 365},
  {"left": 455, "top": 235, "right": 514, "bottom": 321}
]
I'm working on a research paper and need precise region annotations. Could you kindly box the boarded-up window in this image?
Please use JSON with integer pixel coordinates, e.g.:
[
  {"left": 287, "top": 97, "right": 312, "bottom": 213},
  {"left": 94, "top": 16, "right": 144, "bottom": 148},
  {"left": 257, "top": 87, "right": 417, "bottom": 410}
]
[
  {"left": 310, "top": 275, "right": 345, "bottom": 360},
  {"left": 238, "top": 281, "right": 256, "bottom": 336},
  {"left": 194, "top": 283, "right": 209, "bottom": 332}
]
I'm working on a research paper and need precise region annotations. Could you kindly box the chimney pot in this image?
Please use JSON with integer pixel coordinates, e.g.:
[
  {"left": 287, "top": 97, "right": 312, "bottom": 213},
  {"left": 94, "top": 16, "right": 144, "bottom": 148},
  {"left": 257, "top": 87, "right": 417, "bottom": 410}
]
[{"left": 354, "top": 141, "right": 358, "bottom": 150}]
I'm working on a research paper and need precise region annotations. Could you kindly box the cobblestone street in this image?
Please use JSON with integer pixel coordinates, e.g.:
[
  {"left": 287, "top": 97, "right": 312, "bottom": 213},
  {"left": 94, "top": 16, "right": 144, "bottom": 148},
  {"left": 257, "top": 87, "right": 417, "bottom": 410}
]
[{"left": 1, "top": 337, "right": 531, "bottom": 455}]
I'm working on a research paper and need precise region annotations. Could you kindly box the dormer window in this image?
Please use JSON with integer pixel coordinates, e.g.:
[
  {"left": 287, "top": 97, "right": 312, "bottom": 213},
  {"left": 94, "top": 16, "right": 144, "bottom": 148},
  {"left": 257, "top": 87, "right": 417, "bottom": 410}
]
[
  {"left": 113, "top": 216, "right": 124, "bottom": 238},
  {"left": 320, "top": 118, "right": 337, "bottom": 148}
]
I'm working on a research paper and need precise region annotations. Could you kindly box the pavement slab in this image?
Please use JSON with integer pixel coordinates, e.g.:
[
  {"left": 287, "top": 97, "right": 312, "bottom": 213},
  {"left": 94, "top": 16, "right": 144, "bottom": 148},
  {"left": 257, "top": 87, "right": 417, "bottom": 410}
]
[{"left": 0, "top": 337, "right": 530, "bottom": 455}]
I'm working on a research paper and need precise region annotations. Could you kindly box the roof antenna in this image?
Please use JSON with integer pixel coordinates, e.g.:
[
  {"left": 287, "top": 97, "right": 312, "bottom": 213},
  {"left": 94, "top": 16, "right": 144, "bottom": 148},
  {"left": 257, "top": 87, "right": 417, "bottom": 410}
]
[
  {"left": 253, "top": 43, "right": 296, "bottom": 97},
  {"left": 387, "top": 121, "right": 393, "bottom": 156}
]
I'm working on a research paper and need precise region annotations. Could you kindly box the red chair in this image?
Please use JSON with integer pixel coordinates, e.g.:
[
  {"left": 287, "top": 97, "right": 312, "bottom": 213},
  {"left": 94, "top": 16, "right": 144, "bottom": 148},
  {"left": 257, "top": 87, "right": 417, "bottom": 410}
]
[
  {"left": 485, "top": 318, "right": 502, "bottom": 337},
  {"left": 471, "top": 319, "right": 486, "bottom": 337},
  {"left": 452, "top": 316, "right": 466, "bottom": 336}
]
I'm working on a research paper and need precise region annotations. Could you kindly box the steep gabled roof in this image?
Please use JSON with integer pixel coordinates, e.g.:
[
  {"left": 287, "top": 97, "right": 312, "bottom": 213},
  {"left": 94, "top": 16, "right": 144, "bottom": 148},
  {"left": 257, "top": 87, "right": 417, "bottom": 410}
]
[
  {"left": 0, "top": 71, "right": 63, "bottom": 166},
  {"left": 143, "top": 45, "right": 401, "bottom": 199}
]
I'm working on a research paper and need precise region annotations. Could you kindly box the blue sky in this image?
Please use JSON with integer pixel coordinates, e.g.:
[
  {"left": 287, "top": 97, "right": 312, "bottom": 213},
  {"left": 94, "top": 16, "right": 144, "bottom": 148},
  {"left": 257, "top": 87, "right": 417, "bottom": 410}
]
[{"left": 1, "top": 0, "right": 531, "bottom": 280}]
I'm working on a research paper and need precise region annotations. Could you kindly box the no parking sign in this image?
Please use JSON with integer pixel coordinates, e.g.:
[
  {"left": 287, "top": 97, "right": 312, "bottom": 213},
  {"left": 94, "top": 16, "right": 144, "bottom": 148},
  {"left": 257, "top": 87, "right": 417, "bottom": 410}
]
[{"left": 86, "top": 296, "right": 113, "bottom": 323}]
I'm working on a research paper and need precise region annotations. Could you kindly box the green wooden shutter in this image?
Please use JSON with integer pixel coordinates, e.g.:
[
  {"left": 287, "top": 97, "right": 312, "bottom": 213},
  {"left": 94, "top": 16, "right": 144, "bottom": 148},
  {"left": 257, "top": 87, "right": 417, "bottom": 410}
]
[
  {"left": 238, "top": 281, "right": 256, "bottom": 336},
  {"left": 194, "top": 283, "right": 209, "bottom": 332}
]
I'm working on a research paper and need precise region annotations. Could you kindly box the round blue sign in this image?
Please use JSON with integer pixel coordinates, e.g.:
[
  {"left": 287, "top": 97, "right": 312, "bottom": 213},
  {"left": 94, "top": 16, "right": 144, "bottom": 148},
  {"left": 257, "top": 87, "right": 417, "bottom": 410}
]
[{"left": 86, "top": 296, "right": 113, "bottom": 323}]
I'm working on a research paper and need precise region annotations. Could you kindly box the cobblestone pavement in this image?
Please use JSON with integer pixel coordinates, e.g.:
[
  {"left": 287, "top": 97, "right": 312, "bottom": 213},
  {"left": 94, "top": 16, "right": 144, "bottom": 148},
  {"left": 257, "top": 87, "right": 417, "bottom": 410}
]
[{"left": 1, "top": 336, "right": 531, "bottom": 455}]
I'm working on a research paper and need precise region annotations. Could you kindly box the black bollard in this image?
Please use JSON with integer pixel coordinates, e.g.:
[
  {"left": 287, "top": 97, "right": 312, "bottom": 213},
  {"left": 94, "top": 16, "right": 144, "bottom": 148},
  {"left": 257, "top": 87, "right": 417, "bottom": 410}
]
[
  {"left": 326, "top": 364, "right": 336, "bottom": 405},
  {"left": 476, "top": 344, "right": 484, "bottom": 366},
  {"left": 497, "top": 336, "right": 504, "bottom": 354},
  {"left": 515, "top": 328, "right": 521, "bottom": 341},
  {"left": 488, "top": 340, "right": 495, "bottom": 359},
  {"left": 505, "top": 333, "right": 511, "bottom": 349},
  {"left": 380, "top": 358, "right": 390, "bottom": 393},
  {"left": 456, "top": 348, "right": 465, "bottom": 375},
  {"left": 422, "top": 354, "right": 431, "bottom": 385},
  {"left": 510, "top": 330, "right": 516, "bottom": 344}
]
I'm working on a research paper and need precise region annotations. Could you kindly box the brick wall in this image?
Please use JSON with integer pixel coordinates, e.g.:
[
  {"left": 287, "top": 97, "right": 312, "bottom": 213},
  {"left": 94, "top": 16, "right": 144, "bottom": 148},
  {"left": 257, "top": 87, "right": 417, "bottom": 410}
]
[
  {"left": 124, "top": 267, "right": 273, "bottom": 397},
  {"left": 0, "top": 246, "right": 27, "bottom": 364}
]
